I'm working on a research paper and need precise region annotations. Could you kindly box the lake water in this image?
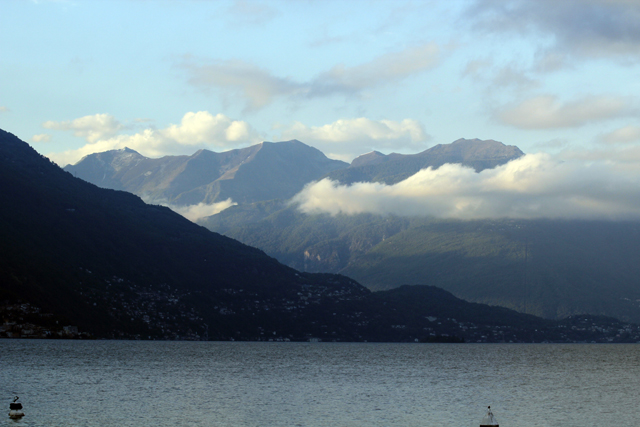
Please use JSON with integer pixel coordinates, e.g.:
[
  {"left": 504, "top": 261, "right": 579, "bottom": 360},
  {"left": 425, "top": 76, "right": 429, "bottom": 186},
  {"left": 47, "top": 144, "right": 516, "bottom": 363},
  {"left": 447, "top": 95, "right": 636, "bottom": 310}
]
[{"left": 1, "top": 340, "right": 639, "bottom": 427}]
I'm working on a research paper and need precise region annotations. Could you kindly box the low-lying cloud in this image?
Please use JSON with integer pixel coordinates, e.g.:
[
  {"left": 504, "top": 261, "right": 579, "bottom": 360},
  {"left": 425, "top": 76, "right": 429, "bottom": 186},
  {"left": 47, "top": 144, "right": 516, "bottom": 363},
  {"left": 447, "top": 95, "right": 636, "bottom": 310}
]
[
  {"left": 164, "top": 199, "right": 237, "bottom": 222},
  {"left": 292, "top": 153, "right": 640, "bottom": 220}
]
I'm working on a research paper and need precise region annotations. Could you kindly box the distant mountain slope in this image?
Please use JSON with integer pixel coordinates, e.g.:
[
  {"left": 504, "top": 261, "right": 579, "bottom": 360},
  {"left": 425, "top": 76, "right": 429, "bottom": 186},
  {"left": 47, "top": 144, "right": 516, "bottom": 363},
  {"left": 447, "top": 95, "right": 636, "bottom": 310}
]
[
  {"left": 201, "top": 203, "right": 411, "bottom": 272},
  {"left": 330, "top": 138, "right": 524, "bottom": 185},
  {"left": 202, "top": 138, "right": 526, "bottom": 232},
  {"left": 4, "top": 129, "right": 639, "bottom": 342},
  {"left": 341, "top": 218, "right": 640, "bottom": 321},
  {"left": 0, "top": 129, "right": 363, "bottom": 338},
  {"left": 64, "top": 140, "right": 348, "bottom": 206},
  {"left": 202, "top": 205, "right": 640, "bottom": 323},
  {"left": 3, "top": 128, "right": 577, "bottom": 342}
]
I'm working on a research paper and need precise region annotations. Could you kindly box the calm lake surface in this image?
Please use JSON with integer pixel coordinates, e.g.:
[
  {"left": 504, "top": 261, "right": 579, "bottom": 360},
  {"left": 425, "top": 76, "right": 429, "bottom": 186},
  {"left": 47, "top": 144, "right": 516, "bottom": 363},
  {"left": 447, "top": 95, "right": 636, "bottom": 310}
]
[{"left": 1, "top": 340, "right": 639, "bottom": 427}]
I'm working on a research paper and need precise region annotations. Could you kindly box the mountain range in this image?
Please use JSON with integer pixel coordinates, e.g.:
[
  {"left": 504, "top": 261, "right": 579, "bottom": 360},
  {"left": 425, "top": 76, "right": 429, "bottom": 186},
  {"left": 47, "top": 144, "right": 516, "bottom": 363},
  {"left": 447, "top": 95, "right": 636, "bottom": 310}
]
[
  {"left": 64, "top": 137, "right": 522, "bottom": 207},
  {"left": 50, "top": 134, "right": 640, "bottom": 326},
  {"left": 63, "top": 140, "right": 347, "bottom": 206},
  {"left": 8, "top": 128, "right": 622, "bottom": 342},
  {"left": 328, "top": 138, "right": 523, "bottom": 185},
  {"left": 195, "top": 140, "right": 640, "bottom": 324}
]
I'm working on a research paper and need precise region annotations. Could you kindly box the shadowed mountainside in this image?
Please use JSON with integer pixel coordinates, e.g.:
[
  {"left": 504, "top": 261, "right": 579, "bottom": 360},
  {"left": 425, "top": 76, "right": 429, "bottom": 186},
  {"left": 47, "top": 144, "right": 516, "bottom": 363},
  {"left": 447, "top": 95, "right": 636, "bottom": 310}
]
[
  {"left": 202, "top": 204, "right": 640, "bottom": 323},
  {"left": 197, "top": 137, "right": 640, "bottom": 323},
  {"left": 5, "top": 128, "right": 594, "bottom": 342},
  {"left": 0, "top": 129, "right": 361, "bottom": 338},
  {"left": 3, "top": 129, "right": 639, "bottom": 342}
]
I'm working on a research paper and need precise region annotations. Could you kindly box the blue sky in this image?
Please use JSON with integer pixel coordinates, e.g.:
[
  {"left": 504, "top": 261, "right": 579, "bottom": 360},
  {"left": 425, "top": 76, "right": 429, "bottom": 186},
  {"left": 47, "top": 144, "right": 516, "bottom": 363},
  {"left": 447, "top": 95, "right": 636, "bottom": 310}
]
[{"left": 2, "top": 0, "right": 640, "bottom": 172}]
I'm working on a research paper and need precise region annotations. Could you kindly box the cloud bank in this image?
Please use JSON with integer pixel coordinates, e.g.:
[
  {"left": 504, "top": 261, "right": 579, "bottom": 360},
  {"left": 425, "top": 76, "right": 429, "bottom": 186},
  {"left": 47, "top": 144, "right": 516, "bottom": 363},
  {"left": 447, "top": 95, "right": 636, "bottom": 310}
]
[
  {"left": 279, "top": 118, "right": 430, "bottom": 161},
  {"left": 46, "top": 111, "right": 261, "bottom": 166},
  {"left": 292, "top": 153, "right": 640, "bottom": 220},
  {"left": 46, "top": 111, "right": 432, "bottom": 165}
]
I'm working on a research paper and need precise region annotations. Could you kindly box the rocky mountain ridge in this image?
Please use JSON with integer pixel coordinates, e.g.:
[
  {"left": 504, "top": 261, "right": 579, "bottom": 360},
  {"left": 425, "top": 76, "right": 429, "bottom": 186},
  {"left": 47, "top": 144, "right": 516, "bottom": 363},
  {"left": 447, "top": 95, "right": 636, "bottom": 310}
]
[
  {"left": 327, "top": 138, "right": 524, "bottom": 185},
  {"left": 64, "top": 139, "right": 348, "bottom": 206}
]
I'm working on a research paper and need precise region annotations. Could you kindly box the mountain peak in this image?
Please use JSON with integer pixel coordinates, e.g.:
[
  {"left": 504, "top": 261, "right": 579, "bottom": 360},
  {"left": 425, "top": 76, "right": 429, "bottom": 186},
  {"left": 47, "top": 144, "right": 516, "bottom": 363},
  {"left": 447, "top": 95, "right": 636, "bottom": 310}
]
[
  {"left": 350, "top": 151, "right": 387, "bottom": 168},
  {"left": 450, "top": 138, "right": 504, "bottom": 147},
  {"left": 452, "top": 137, "right": 483, "bottom": 143},
  {"left": 260, "top": 139, "right": 305, "bottom": 147},
  {"left": 120, "top": 147, "right": 139, "bottom": 154},
  {"left": 413, "top": 138, "right": 523, "bottom": 171}
]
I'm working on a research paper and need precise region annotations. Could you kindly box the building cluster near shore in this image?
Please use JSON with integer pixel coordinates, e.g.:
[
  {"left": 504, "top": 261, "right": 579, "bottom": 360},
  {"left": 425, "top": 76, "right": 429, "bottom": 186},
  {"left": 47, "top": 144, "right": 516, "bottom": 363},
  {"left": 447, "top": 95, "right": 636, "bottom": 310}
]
[
  {"left": 0, "top": 302, "right": 90, "bottom": 339},
  {"left": 3, "top": 296, "right": 640, "bottom": 343}
]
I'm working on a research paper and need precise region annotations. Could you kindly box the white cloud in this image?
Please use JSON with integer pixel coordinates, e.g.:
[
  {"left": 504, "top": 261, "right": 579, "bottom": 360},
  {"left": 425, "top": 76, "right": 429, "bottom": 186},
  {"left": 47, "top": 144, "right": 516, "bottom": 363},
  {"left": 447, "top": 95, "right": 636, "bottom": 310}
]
[
  {"left": 181, "top": 43, "right": 441, "bottom": 110},
  {"left": 280, "top": 117, "right": 430, "bottom": 161},
  {"left": 496, "top": 95, "right": 635, "bottom": 129},
  {"left": 165, "top": 199, "right": 237, "bottom": 222},
  {"left": 32, "top": 134, "right": 51, "bottom": 143},
  {"left": 43, "top": 113, "right": 123, "bottom": 143},
  {"left": 46, "top": 111, "right": 262, "bottom": 166},
  {"left": 601, "top": 125, "right": 640, "bottom": 145},
  {"left": 292, "top": 153, "right": 640, "bottom": 220},
  {"left": 560, "top": 145, "right": 640, "bottom": 167},
  {"left": 163, "top": 111, "right": 255, "bottom": 145}
]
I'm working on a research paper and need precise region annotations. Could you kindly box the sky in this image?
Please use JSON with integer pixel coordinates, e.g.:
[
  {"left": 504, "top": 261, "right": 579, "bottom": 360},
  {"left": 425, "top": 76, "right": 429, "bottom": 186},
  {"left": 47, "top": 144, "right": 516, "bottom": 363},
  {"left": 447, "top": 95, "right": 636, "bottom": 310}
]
[{"left": 2, "top": 0, "right": 640, "bottom": 220}]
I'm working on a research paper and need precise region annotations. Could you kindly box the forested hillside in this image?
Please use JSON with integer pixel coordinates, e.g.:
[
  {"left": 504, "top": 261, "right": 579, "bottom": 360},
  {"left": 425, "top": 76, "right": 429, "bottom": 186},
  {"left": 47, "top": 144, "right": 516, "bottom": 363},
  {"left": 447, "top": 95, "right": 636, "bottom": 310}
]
[{"left": 203, "top": 205, "right": 640, "bottom": 323}]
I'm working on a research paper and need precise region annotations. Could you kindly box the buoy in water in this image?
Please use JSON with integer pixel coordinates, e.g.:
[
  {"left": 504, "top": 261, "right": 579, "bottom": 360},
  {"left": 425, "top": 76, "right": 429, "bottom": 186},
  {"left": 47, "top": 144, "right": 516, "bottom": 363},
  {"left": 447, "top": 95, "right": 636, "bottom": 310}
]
[
  {"left": 9, "top": 396, "right": 24, "bottom": 419},
  {"left": 480, "top": 405, "right": 498, "bottom": 426}
]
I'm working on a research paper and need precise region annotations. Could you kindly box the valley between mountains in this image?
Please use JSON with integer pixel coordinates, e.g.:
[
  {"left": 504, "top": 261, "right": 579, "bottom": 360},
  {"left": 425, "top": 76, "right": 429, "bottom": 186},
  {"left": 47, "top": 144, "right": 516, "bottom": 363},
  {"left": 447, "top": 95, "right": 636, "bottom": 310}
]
[
  {"left": 2, "top": 128, "right": 640, "bottom": 342},
  {"left": 65, "top": 135, "right": 640, "bottom": 325}
]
